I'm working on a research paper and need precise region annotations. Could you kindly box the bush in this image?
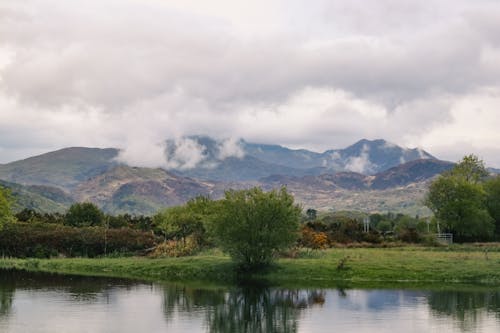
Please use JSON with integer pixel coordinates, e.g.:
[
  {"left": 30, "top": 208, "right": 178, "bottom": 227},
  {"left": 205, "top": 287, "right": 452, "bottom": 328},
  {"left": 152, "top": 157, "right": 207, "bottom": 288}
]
[
  {"left": 149, "top": 237, "right": 199, "bottom": 258},
  {"left": 0, "top": 222, "right": 157, "bottom": 258},
  {"left": 65, "top": 202, "right": 104, "bottom": 227},
  {"left": 299, "top": 226, "right": 329, "bottom": 249},
  {"left": 213, "top": 187, "right": 301, "bottom": 270}
]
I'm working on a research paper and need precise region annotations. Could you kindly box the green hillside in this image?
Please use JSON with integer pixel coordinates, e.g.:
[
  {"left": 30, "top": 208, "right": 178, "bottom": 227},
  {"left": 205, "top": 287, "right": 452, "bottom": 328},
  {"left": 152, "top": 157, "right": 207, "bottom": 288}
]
[
  {"left": 0, "top": 180, "right": 73, "bottom": 213},
  {"left": 0, "top": 147, "right": 119, "bottom": 190}
]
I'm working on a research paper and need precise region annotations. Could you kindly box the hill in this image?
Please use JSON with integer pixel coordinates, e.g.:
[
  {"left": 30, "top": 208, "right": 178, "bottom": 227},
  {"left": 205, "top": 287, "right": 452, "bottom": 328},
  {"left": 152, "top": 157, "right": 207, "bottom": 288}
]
[
  {"left": 72, "top": 165, "right": 219, "bottom": 215},
  {"left": 0, "top": 180, "right": 73, "bottom": 213},
  {"left": 0, "top": 147, "right": 119, "bottom": 190}
]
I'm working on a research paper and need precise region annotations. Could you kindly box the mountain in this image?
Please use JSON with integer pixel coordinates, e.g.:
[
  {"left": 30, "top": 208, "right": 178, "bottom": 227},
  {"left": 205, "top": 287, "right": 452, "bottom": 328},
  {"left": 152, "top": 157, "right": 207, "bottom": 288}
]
[
  {"left": 259, "top": 159, "right": 453, "bottom": 190},
  {"left": 245, "top": 138, "right": 434, "bottom": 175},
  {"left": 0, "top": 137, "right": 447, "bottom": 215},
  {"left": 72, "top": 165, "right": 222, "bottom": 215},
  {"left": 370, "top": 159, "right": 454, "bottom": 190},
  {"left": 0, "top": 147, "right": 119, "bottom": 190},
  {"left": 166, "top": 136, "right": 323, "bottom": 181},
  {"left": 242, "top": 142, "right": 324, "bottom": 169},
  {"left": 0, "top": 137, "right": 435, "bottom": 185},
  {"left": 169, "top": 136, "right": 435, "bottom": 181},
  {"left": 174, "top": 155, "right": 319, "bottom": 181},
  {"left": 322, "top": 139, "right": 435, "bottom": 174},
  {"left": 258, "top": 159, "right": 454, "bottom": 216}
]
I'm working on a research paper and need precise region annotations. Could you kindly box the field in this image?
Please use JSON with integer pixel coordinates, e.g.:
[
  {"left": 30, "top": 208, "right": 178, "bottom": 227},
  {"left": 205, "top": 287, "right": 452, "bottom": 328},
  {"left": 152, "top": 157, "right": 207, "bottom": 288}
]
[{"left": 2, "top": 246, "right": 500, "bottom": 287}]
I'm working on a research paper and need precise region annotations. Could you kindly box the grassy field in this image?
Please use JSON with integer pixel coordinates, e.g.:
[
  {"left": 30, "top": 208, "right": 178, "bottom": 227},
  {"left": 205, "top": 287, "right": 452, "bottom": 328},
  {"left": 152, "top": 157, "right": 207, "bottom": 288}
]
[{"left": 1, "top": 246, "right": 500, "bottom": 287}]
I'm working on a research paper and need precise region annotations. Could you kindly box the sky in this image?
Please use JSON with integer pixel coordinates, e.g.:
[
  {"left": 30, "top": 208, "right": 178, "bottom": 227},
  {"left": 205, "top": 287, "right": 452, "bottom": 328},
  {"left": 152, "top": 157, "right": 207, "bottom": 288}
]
[{"left": 1, "top": 0, "right": 500, "bottom": 167}]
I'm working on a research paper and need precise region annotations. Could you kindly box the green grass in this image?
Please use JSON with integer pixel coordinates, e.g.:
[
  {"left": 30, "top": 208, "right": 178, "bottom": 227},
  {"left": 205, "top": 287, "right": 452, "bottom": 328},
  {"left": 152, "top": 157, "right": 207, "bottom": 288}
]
[{"left": 1, "top": 247, "right": 500, "bottom": 287}]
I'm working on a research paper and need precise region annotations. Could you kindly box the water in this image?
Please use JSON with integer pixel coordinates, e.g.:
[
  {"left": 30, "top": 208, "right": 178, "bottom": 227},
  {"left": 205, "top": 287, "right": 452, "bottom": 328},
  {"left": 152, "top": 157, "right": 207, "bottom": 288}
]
[{"left": 1, "top": 270, "right": 500, "bottom": 333}]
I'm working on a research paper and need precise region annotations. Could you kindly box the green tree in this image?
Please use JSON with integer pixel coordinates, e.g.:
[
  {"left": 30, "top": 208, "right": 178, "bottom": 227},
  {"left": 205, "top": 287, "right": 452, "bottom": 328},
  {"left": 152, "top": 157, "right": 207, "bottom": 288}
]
[
  {"left": 449, "top": 154, "right": 488, "bottom": 184},
  {"left": 213, "top": 187, "right": 301, "bottom": 270},
  {"left": 306, "top": 208, "right": 317, "bottom": 221},
  {"left": 484, "top": 176, "right": 500, "bottom": 237},
  {"left": 425, "top": 176, "right": 494, "bottom": 241},
  {"left": 425, "top": 155, "right": 495, "bottom": 242},
  {"left": 0, "top": 186, "right": 15, "bottom": 228},
  {"left": 377, "top": 220, "right": 392, "bottom": 235},
  {"left": 153, "top": 205, "right": 204, "bottom": 245},
  {"left": 64, "top": 202, "right": 104, "bottom": 227}
]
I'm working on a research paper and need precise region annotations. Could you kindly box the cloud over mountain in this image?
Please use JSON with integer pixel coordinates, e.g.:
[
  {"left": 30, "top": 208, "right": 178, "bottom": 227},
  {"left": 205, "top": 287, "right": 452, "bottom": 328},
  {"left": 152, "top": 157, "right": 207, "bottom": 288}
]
[{"left": 1, "top": 0, "right": 500, "bottom": 166}]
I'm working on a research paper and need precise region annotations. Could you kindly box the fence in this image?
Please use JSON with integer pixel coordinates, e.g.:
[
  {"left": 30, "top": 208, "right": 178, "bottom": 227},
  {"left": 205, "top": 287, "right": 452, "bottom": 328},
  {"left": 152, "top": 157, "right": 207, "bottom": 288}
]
[{"left": 436, "top": 233, "right": 453, "bottom": 244}]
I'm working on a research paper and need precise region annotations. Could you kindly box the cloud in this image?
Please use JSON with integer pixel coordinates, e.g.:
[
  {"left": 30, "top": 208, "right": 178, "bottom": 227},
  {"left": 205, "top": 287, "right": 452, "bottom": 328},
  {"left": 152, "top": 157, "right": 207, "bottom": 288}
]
[
  {"left": 344, "top": 144, "right": 376, "bottom": 174},
  {"left": 217, "top": 138, "right": 245, "bottom": 160},
  {"left": 115, "top": 141, "right": 167, "bottom": 170},
  {"left": 0, "top": 0, "right": 500, "bottom": 167},
  {"left": 164, "top": 137, "right": 208, "bottom": 170}
]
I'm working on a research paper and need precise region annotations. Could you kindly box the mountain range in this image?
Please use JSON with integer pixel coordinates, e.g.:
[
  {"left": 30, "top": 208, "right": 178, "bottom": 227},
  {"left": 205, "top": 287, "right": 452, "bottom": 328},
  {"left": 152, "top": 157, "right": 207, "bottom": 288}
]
[{"left": 0, "top": 137, "right": 453, "bottom": 216}]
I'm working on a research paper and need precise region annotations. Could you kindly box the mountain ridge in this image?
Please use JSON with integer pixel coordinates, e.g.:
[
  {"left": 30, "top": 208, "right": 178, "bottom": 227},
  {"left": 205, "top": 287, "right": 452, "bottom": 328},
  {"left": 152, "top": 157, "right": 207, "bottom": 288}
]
[{"left": 0, "top": 137, "right": 451, "bottom": 215}]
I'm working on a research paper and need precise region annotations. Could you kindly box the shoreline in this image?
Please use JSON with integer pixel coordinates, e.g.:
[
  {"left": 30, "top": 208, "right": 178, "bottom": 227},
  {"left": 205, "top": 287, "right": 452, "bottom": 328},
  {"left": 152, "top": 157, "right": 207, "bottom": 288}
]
[{"left": 1, "top": 247, "right": 500, "bottom": 288}]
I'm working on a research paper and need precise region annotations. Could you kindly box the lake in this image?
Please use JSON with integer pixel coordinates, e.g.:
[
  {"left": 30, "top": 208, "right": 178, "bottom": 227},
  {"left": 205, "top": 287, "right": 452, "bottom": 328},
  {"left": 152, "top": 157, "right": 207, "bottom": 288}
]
[{"left": 0, "top": 269, "right": 499, "bottom": 332}]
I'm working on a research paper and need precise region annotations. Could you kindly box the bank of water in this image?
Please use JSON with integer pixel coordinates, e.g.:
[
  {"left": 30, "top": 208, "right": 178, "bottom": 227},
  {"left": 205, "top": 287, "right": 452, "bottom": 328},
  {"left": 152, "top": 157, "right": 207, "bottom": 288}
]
[
  {"left": 0, "top": 269, "right": 500, "bottom": 333},
  {"left": 2, "top": 247, "right": 500, "bottom": 285}
]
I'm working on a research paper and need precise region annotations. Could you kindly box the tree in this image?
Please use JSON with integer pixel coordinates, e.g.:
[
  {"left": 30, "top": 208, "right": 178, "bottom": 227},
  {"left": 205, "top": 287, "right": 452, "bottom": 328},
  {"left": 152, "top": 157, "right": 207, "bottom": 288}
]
[
  {"left": 213, "top": 187, "right": 301, "bottom": 270},
  {"left": 153, "top": 205, "right": 204, "bottom": 245},
  {"left": 425, "top": 174, "right": 494, "bottom": 241},
  {"left": 306, "top": 208, "right": 317, "bottom": 220},
  {"left": 0, "top": 186, "right": 15, "bottom": 228},
  {"left": 424, "top": 155, "right": 496, "bottom": 242},
  {"left": 449, "top": 154, "right": 488, "bottom": 184},
  {"left": 484, "top": 176, "right": 500, "bottom": 237},
  {"left": 64, "top": 202, "right": 104, "bottom": 227}
]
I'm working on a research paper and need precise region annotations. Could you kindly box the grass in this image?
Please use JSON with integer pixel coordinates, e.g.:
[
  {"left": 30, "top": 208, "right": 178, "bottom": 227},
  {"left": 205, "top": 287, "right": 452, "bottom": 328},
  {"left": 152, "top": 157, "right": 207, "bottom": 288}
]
[{"left": 1, "top": 246, "right": 500, "bottom": 287}]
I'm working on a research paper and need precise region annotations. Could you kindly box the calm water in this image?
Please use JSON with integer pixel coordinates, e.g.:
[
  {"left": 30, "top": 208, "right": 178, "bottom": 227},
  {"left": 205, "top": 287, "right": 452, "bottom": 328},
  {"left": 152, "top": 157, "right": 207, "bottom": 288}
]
[{"left": 1, "top": 270, "right": 500, "bottom": 333}]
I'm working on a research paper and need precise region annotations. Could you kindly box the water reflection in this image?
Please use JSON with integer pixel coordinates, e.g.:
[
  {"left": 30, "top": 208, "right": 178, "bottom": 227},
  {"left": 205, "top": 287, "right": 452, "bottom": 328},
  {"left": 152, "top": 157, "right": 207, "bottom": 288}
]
[
  {"left": 163, "top": 285, "right": 325, "bottom": 333},
  {"left": 428, "top": 290, "right": 500, "bottom": 332},
  {"left": 0, "top": 269, "right": 500, "bottom": 333}
]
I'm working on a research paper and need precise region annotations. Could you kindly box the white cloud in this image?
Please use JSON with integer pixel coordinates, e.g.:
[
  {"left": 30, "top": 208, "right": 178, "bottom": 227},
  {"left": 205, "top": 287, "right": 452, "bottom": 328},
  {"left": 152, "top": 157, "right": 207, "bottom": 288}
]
[
  {"left": 0, "top": 0, "right": 500, "bottom": 168},
  {"left": 164, "top": 137, "right": 207, "bottom": 170},
  {"left": 217, "top": 138, "right": 245, "bottom": 160},
  {"left": 345, "top": 144, "right": 376, "bottom": 174},
  {"left": 416, "top": 87, "right": 500, "bottom": 166}
]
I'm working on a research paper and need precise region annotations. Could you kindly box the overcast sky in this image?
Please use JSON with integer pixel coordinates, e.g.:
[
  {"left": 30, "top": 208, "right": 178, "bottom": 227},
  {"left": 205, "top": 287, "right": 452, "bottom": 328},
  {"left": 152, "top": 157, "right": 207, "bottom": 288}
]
[{"left": 1, "top": 0, "right": 500, "bottom": 167}]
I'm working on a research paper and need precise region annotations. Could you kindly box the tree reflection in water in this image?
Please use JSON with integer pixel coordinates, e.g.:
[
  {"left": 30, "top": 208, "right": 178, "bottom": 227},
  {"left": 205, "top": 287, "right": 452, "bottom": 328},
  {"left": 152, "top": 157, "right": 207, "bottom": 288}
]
[
  {"left": 0, "top": 268, "right": 139, "bottom": 317},
  {"left": 162, "top": 283, "right": 325, "bottom": 333},
  {"left": 0, "top": 284, "right": 14, "bottom": 317},
  {"left": 428, "top": 290, "right": 500, "bottom": 332}
]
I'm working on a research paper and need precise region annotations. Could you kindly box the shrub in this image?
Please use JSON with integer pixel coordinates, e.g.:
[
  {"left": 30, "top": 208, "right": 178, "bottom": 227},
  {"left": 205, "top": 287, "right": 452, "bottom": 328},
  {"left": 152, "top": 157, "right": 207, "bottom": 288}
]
[
  {"left": 300, "top": 226, "right": 329, "bottom": 249},
  {"left": 213, "top": 187, "right": 301, "bottom": 270},
  {"left": 149, "top": 237, "right": 198, "bottom": 258},
  {"left": 0, "top": 222, "right": 157, "bottom": 258}
]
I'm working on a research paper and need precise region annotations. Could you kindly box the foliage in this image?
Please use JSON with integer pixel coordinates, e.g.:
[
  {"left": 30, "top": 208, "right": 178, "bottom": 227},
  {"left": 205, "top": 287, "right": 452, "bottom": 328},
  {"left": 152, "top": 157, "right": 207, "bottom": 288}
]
[
  {"left": 65, "top": 202, "right": 104, "bottom": 227},
  {"left": 213, "top": 187, "right": 301, "bottom": 270},
  {"left": 153, "top": 205, "right": 205, "bottom": 245},
  {"left": 149, "top": 237, "right": 199, "bottom": 258},
  {"left": 377, "top": 220, "right": 393, "bottom": 234},
  {"left": 305, "top": 208, "right": 317, "bottom": 220},
  {"left": 300, "top": 226, "right": 328, "bottom": 249},
  {"left": 484, "top": 176, "right": 500, "bottom": 236},
  {"left": 0, "top": 186, "right": 15, "bottom": 228},
  {"left": 449, "top": 154, "right": 488, "bottom": 184},
  {"left": 0, "top": 222, "right": 156, "bottom": 258},
  {"left": 425, "top": 155, "right": 496, "bottom": 242}
]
